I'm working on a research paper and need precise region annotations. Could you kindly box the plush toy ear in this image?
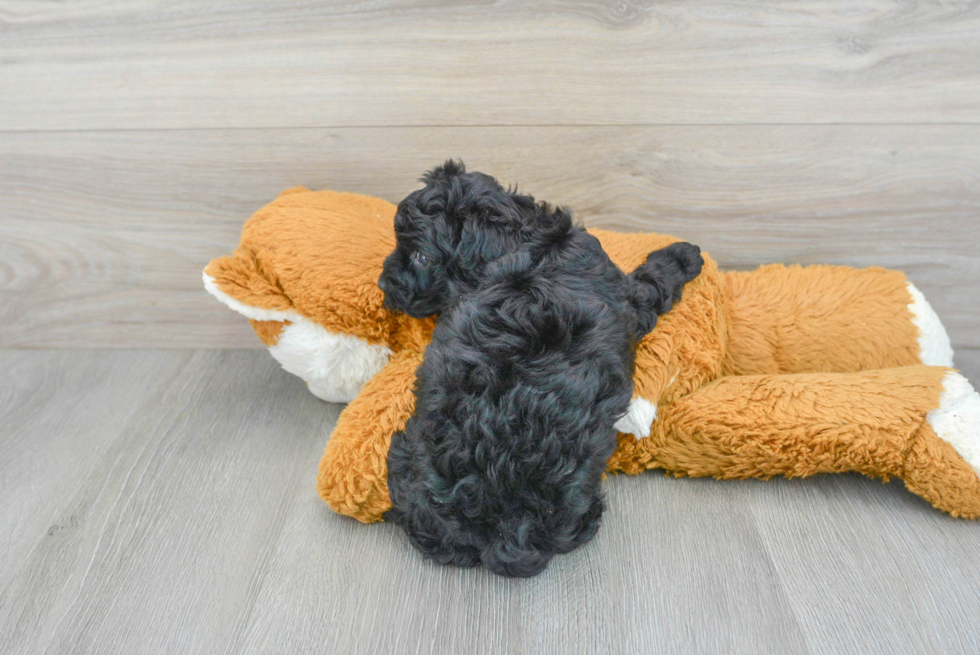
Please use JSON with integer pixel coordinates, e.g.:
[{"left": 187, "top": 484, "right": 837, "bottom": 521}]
[
  {"left": 204, "top": 248, "right": 300, "bottom": 349},
  {"left": 203, "top": 187, "right": 308, "bottom": 323},
  {"left": 203, "top": 246, "right": 299, "bottom": 323}
]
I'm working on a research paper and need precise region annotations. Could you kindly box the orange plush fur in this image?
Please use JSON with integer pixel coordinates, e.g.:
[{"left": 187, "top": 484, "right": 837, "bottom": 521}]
[{"left": 205, "top": 189, "right": 980, "bottom": 522}]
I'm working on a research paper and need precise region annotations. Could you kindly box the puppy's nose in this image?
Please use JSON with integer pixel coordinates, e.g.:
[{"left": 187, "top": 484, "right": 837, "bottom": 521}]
[{"left": 378, "top": 277, "right": 389, "bottom": 292}]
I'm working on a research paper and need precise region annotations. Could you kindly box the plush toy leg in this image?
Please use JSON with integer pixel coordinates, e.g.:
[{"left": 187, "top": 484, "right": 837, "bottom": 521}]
[
  {"left": 724, "top": 265, "right": 954, "bottom": 375},
  {"left": 316, "top": 350, "right": 421, "bottom": 523},
  {"left": 607, "top": 366, "right": 980, "bottom": 518}
]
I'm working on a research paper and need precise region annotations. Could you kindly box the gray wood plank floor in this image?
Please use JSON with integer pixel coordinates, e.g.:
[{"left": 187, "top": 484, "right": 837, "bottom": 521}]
[{"left": 1, "top": 348, "right": 978, "bottom": 654}]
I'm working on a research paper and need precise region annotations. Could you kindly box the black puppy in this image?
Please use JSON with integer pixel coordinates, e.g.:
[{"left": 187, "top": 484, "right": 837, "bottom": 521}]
[{"left": 379, "top": 161, "right": 702, "bottom": 577}]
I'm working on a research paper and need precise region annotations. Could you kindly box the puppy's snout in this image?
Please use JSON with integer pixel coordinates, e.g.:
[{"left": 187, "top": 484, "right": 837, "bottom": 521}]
[{"left": 378, "top": 273, "right": 407, "bottom": 311}]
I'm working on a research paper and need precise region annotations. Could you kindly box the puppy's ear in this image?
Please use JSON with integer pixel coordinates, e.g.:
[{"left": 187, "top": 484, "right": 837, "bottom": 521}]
[
  {"left": 525, "top": 201, "right": 574, "bottom": 241},
  {"left": 453, "top": 212, "right": 521, "bottom": 275},
  {"left": 422, "top": 159, "right": 466, "bottom": 183}
]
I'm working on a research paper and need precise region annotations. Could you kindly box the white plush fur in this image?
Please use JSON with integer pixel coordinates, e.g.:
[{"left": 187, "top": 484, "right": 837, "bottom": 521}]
[
  {"left": 907, "top": 281, "right": 955, "bottom": 367},
  {"left": 203, "top": 270, "right": 391, "bottom": 403},
  {"left": 928, "top": 372, "right": 980, "bottom": 479},
  {"left": 614, "top": 397, "right": 658, "bottom": 439},
  {"left": 269, "top": 319, "right": 391, "bottom": 403}
]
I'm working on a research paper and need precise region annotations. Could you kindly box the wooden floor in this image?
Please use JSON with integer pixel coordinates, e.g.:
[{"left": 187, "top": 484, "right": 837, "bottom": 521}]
[
  {"left": 0, "top": 349, "right": 978, "bottom": 654},
  {"left": 3, "top": 1, "right": 980, "bottom": 653}
]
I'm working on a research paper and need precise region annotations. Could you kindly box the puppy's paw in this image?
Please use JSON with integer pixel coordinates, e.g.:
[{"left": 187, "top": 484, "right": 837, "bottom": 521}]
[{"left": 660, "top": 242, "right": 704, "bottom": 282}]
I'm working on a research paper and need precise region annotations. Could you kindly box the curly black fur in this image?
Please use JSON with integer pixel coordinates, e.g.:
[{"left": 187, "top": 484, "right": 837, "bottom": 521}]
[{"left": 379, "top": 161, "right": 703, "bottom": 577}]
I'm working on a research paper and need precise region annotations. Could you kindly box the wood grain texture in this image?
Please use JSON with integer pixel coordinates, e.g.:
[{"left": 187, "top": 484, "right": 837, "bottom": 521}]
[
  {"left": 2, "top": 0, "right": 980, "bottom": 130},
  {"left": 2, "top": 125, "right": 979, "bottom": 349},
  {"left": 233, "top": 465, "right": 811, "bottom": 655},
  {"left": 0, "top": 350, "right": 192, "bottom": 592},
  {"left": 1, "top": 350, "right": 978, "bottom": 654},
  {"left": 0, "top": 350, "right": 339, "bottom": 654},
  {"left": 749, "top": 475, "right": 980, "bottom": 654}
]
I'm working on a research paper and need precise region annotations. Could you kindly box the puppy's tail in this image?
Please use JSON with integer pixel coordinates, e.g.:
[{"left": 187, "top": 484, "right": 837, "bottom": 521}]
[
  {"left": 481, "top": 493, "right": 605, "bottom": 578},
  {"left": 628, "top": 241, "right": 704, "bottom": 337},
  {"left": 482, "top": 539, "right": 554, "bottom": 579}
]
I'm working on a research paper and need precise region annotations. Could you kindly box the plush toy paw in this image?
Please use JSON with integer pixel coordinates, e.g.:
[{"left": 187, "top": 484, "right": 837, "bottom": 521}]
[
  {"left": 897, "top": 371, "right": 980, "bottom": 519},
  {"left": 906, "top": 281, "right": 955, "bottom": 367},
  {"left": 928, "top": 371, "right": 980, "bottom": 478}
]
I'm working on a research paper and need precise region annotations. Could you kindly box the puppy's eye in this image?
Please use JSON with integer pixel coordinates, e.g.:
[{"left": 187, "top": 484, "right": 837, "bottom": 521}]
[{"left": 413, "top": 251, "right": 429, "bottom": 267}]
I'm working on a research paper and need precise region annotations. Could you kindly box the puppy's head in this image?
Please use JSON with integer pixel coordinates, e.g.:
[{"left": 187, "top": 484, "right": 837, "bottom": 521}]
[{"left": 378, "top": 160, "right": 571, "bottom": 318}]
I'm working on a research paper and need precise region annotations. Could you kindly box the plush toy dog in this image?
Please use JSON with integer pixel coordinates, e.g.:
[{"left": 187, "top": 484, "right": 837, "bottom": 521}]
[{"left": 204, "top": 187, "right": 980, "bottom": 523}]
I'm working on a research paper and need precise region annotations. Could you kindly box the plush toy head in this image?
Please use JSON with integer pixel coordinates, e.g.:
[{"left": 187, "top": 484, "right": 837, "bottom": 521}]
[{"left": 204, "top": 188, "right": 433, "bottom": 403}]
